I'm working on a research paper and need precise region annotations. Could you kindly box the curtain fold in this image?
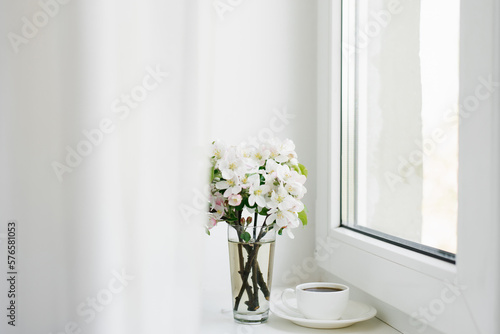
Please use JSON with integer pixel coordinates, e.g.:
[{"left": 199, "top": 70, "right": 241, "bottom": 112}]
[{"left": 0, "top": 1, "right": 209, "bottom": 333}]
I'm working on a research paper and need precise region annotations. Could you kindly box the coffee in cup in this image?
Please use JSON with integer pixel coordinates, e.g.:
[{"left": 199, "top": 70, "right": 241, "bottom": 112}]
[{"left": 281, "top": 282, "right": 349, "bottom": 320}]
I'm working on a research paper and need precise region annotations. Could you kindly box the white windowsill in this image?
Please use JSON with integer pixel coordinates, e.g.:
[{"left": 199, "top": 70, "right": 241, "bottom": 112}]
[
  {"left": 317, "top": 226, "right": 473, "bottom": 334},
  {"left": 201, "top": 288, "right": 402, "bottom": 333},
  {"left": 329, "top": 227, "right": 456, "bottom": 281}
]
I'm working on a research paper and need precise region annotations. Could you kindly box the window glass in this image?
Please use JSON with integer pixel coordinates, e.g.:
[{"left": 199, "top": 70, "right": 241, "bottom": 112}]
[{"left": 341, "top": 0, "right": 460, "bottom": 259}]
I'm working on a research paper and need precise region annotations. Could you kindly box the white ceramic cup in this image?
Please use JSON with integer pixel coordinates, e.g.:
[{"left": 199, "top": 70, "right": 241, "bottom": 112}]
[{"left": 281, "top": 282, "right": 350, "bottom": 320}]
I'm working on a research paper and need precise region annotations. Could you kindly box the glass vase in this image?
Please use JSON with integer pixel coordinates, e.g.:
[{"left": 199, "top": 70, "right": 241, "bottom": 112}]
[{"left": 227, "top": 222, "right": 276, "bottom": 324}]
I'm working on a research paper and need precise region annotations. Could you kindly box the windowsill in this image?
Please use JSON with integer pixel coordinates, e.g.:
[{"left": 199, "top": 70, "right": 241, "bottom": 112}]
[
  {"left": 201, "top": 287, "right": 402, "bottom": 333},
  {"left": 329, "top": 227, "right": 456, "bottom": 280},
  {"left": 317, "top": 227, "right": 468, "bottom": 333}
]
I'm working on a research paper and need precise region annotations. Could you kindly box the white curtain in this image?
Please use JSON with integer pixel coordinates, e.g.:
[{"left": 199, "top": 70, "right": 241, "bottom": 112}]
[{"left": 0, "top": 1, "right": 210, "bottom": 333}]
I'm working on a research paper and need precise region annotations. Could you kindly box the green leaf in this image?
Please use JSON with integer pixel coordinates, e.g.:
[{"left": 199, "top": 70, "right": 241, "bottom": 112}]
[
  {"left": 259, "top": 207, "right": 269, "bottom": 216},
  {"left": 210, "top": 165, "right": 215, "bottom": 182},
  {"left": 298, "top": 209, "right": 308, "bottom": 226},
  {"left": 298, "top": 163, "right": 308, "bottom": 178},
  {"left": 241, "top": 232, "right": 251, "bottom": 243},
  {"left": 278, "top": 227, "right": 285, "bottom": 236}
]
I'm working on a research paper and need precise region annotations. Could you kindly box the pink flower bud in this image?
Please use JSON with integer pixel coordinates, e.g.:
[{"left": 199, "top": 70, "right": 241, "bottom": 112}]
[{"left": 228, "top": 194, "right": 243, "bottom": 206}]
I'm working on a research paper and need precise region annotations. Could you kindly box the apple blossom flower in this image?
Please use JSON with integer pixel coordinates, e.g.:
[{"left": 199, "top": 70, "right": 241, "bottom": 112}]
[
  {"left": 212, "top": 140, "right": 227, "bottom": 161},
  {"left": 268, "top": 208, "right": 294, "bottom": 227},
  {"left": 212, "top": 204, "right": 225, "bottom": 219},
  {"left": 248, "top": 175, "right": 271, "bottom": 208},
  {"left": 274, "top": 139, "right": 297, "bottom": 164},
  {"left": 282, "top": 168, "right": 306, "bottom": 184},
  {"left": 238, "top": 146, "right": 260, "bottom": 170},
  {"left": 252, "top": 148, "right": 270, "bottom": 167},
  {"left": 268, "top": 208, "right": 300, "bottom": 238},
  {"left": 239, "top": 145, "right": 254, "bottom": 159},
  {"left": 275, "top": 163, "right": 293, "bottom": 182},
  {"left": 268, "top": 186, "right": 296, "bottom": 211},
  {"left": 210, "top": 192, "right": 225, "bottom": 207},
  {"left": 265, "top": 160, "right": 280, "bottom": 179},
  {"left": 207, "top": 216, "right": 218, "bottom": 230},
  {"left": 218, "top": 151, "right": 246, "bottom": 179},
  {"left": 268, "top": 145, "right": 280, "bottom": 160},
  {"left": 216, "top": 175, "right": 242, "bottom": 197},
  {"left": 289, "top": 197, "right": 305, "bottom": 213},
  {"left": 285, "top": 182, "right": 307, "bottom": 199},
  {"left": 239, "top": 175, "right": 250, "bottom": 189},
  {"left": 228, "top": 194, "right": 243, "bottom": 206}
]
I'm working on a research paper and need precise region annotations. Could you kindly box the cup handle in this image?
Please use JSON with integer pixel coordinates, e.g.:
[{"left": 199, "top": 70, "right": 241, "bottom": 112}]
[{"left": 281, "top": 288, "right": 300, "bottom": 314}]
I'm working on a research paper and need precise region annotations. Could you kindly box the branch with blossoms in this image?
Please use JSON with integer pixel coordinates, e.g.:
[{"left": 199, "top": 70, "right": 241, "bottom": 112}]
[
  {"left": 207, "top": 137, "right": 308, "bottom": 237},
  {"left": 207, "top": 137, "right": 308, "bottom": 312}
]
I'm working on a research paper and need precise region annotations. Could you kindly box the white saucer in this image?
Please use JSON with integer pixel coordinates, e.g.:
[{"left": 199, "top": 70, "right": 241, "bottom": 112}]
[{"left": 270, "top": 299, "right": 377, "bottom": 329}]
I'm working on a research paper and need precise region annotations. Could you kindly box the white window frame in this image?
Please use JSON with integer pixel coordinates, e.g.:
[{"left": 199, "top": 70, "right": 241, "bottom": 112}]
[{"left": 316, "top": 0, "right": 500, "bottom": 333}]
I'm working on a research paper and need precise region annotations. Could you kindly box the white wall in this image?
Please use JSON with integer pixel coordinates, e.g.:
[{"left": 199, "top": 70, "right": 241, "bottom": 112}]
[{"left": 202, "top": 0, "right": 319, "bottom": 305}]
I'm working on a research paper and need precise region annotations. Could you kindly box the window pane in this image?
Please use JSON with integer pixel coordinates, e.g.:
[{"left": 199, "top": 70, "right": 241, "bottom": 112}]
[{"left": 341, "top": 0, "right": 459, "bottom": 258}]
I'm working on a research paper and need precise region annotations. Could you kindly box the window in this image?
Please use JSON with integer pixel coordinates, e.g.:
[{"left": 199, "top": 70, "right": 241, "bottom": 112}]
[
  {"left": 341, "top": 0, "right": 460, "bottom": 262},
  {"left": 316, "top": 0, "right": 500, "bottom": 333}
]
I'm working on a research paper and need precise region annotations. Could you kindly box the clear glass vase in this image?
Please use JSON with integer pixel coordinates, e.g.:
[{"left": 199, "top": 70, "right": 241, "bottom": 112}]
[{"left": 227, "top": 222, "right": 276, "bottom": 324}]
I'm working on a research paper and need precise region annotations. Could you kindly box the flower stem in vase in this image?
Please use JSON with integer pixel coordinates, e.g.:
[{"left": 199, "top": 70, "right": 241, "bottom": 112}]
[
  {"left": 239, "top": 244, "right": 271, "bottom": 300},
  {"left": 234, "top": 215, "right": 256, "bottom": 311},
  {"left": 250, "top": 244, "right": 260, "bottom": 311},
  {"left": 233, "top": 221, "right": 274, "bottom": 312},
  {"left": 253, "top": 211, "right": 258, "bottom": 240},
  {"left": 248, "top": 212, "right": 260, "bottom": 310},
  {"left": 233, "top": 244, "right": 261, "bottom": 311},
  {"left": 256, "top": 260, "right": 270, "bottom": 300},
  {"left": 237, "top": 244, "right": 254, "bottom": 308}
]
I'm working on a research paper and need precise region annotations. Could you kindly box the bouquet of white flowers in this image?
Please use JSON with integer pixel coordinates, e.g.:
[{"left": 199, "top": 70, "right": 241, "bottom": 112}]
[{"left": 207, "top": 137, "right": 308, "bottom": 238}]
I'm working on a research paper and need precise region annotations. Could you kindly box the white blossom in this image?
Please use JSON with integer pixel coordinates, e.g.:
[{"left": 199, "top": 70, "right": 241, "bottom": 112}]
[
  {"left": 248, "top": 174, "right": 271, "bottom": 208},
  {"left": 216, "top": 175, "right": 242, "bottom": 197}
]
